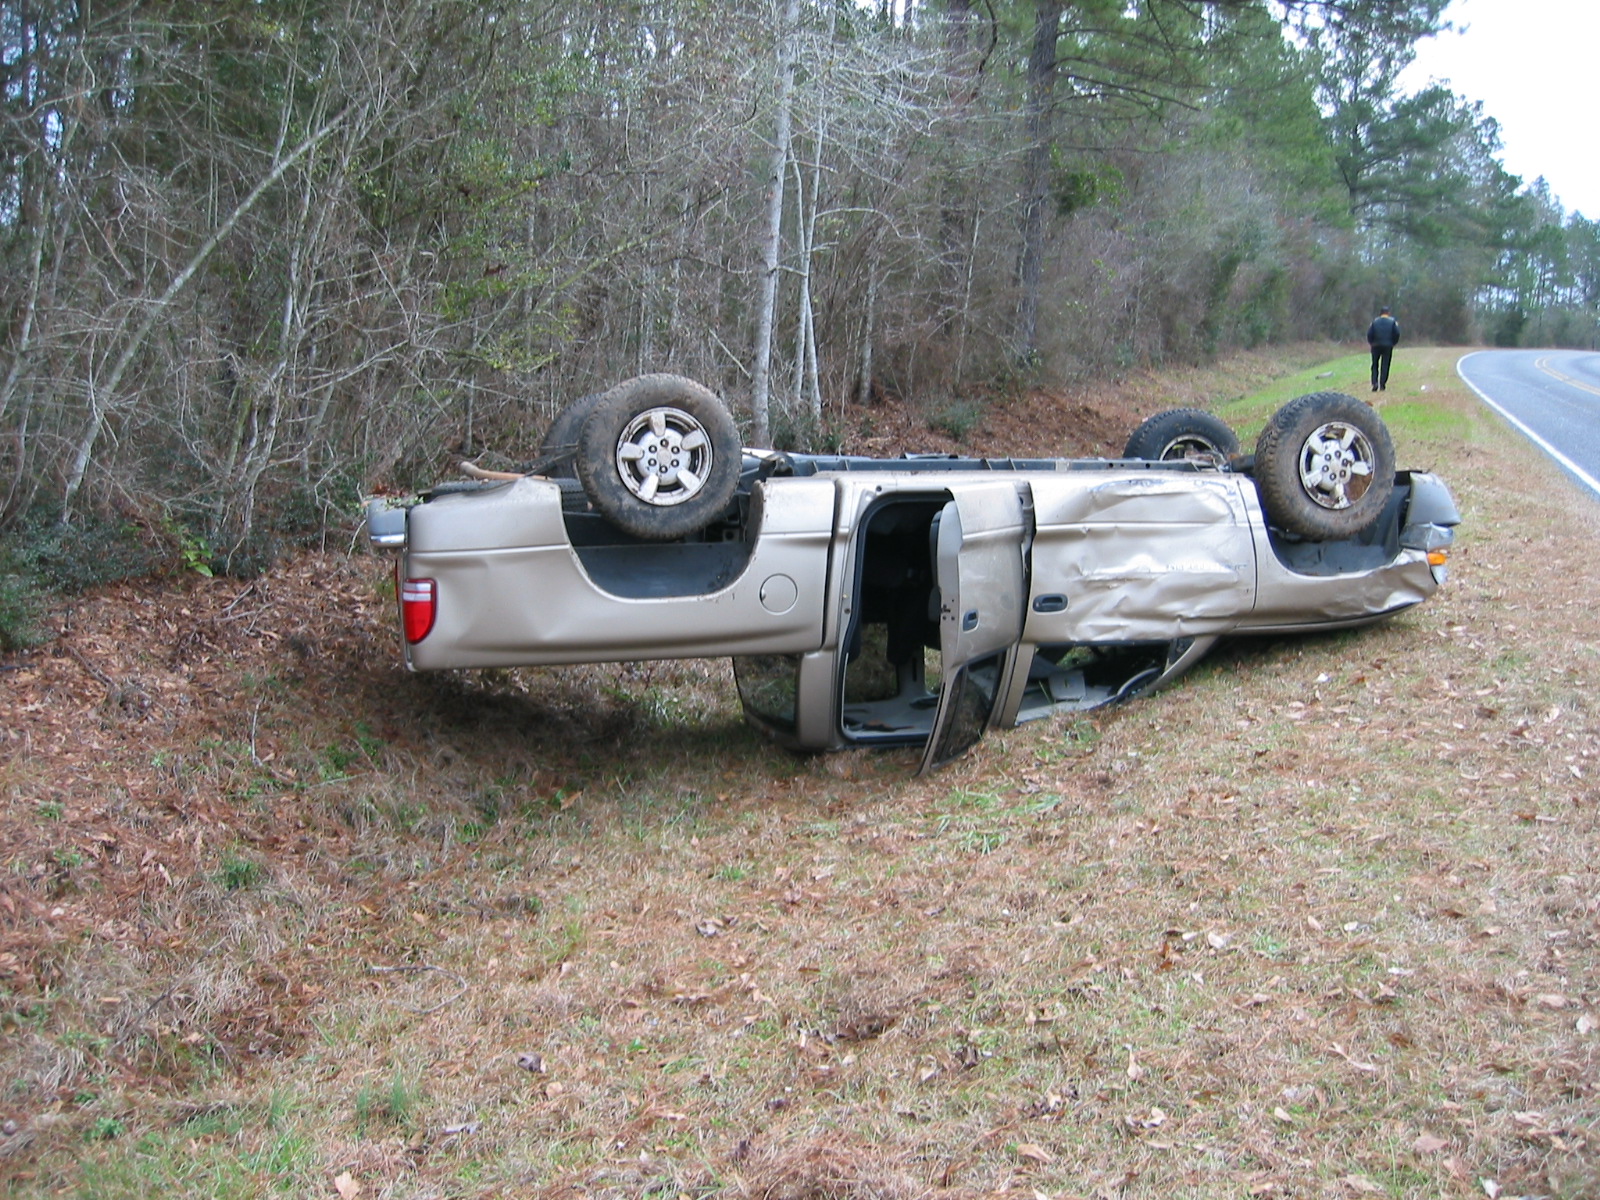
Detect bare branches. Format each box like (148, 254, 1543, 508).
(59, 100, 359, 517)
(0, 0, 1576, 557)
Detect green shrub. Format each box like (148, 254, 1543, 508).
(928, 398, 984, 441)
(4, 511, 165, 595)
(0, 511, 176, 649)
(0, 566, 47, 650)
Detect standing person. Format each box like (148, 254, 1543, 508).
(1367, 306, 1400, 392)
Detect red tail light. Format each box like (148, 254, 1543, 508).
(401, 578, 437, 643)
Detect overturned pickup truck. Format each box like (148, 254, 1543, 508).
(366, 374, 1457, 772)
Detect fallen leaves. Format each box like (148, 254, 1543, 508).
(1125, 1048, 1145, 1081)
(2, 480, 1598, 1200)
(1340, 1176, 1383, 1195)
(1016, 1142, 1054, 1166)
(1160, 926, 1236, 952)
(1328, 1043, 1379, 1074)
(1412, 1131, 1449, 1154)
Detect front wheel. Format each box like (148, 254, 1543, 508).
(1253, 391, 1395, 539)
(538, 390, 604, 477)
(1123, 408, 1239, 463)
(576, 374, 742, 540)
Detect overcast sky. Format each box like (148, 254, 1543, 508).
(1399, 0, 1599, 220)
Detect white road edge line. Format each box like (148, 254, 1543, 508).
(1456, 350, 1600, 501)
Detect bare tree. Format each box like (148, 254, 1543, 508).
(749, 0, 801, 447)
(0, 0, 1559, 571)
(59, 103, 354, 518)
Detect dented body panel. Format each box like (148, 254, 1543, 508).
(1025, 472, 1258, 644)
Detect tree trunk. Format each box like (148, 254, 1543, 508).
(791, 153, 823, 432)
(1016, 0, 1061, 364)
(2, 0, 69, 519)
(855, 239, 879, 411)
(749, 0, 801, 448)
(936, 0, 981, 352)
(956, 209, 982, 384)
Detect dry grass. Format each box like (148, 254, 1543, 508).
(2, 346, 1596, 1198)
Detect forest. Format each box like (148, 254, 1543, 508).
(1, 0, 1598, 588)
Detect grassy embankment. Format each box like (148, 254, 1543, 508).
(2, 346, 1596, 1199)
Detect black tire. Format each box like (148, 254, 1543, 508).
(1253, 391, 1395, 540)
(553, 475, 588, 509)
(1123, 408, 1240, 462)
(575, 374, 742, 540)
(538, 391, 604, 477)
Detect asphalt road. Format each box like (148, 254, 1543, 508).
(1456, 349, 1600, 500)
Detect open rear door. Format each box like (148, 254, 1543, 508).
(918, 482, 1029, 774)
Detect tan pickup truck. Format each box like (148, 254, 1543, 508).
(366, 375, 1457, 772)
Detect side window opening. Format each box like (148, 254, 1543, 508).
(1012, 639, 1201, 723)
(1263, 482, 1407, 576)
(734, 653, 801, 734)
(921, 651, 1007, 771)
(561, 464, 760, 600)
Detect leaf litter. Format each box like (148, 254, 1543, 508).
(1, 349, 1598, 1198)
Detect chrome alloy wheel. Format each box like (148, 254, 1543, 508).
(613, 406, 714, 506)
(1297, 420, 1375, 510)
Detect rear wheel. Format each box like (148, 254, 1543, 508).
(1253, 391, 1395, 539)
(1123, 408, 1239, 463)
(576, 374, 742, 540)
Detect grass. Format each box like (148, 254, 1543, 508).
(1217, 347, 1486, 447)
(2, 346, 1598, 1198)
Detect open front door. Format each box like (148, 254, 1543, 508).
(917, 482, 1029, 774)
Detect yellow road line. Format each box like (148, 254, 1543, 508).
(1535, 355, 1600, 397)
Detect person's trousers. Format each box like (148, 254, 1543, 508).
(1370, 346, 1394, 390)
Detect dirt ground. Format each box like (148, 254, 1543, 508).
(2, 346, 1596, 1199)
(0, 348, 1306, 1004)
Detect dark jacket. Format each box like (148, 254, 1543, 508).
(1367, 315, 1401, 348)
